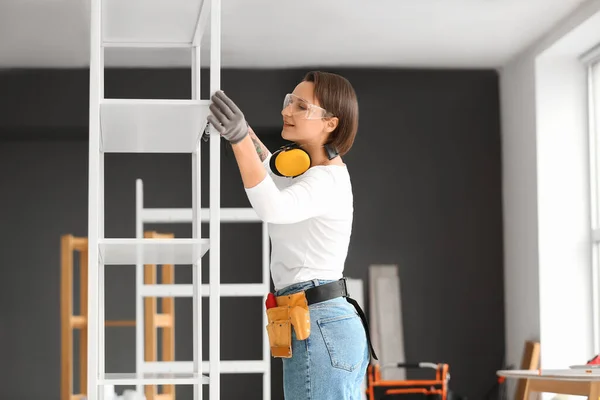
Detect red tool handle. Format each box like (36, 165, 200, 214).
(265, 292, 277, 309)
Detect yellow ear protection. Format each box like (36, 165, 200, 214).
(270, 142, 339, 178)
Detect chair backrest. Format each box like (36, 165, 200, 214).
(515, 340, 540, 400)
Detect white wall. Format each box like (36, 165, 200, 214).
(500, 45, 541, 373)
(500, 0, 600, 393)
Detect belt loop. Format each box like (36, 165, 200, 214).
(312, 279, 320, 288)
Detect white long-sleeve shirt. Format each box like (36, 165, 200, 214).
(245, 152, 354, 291)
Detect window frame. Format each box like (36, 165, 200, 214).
(585, 47, 600, 355)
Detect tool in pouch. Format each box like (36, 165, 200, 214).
(265, 292, 310, 358)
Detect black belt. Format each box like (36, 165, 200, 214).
(305, 278, 378, 360)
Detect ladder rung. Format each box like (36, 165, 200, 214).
(72, 237, 88, 251)
(201, 207, 260, 222)
(139, 283, 269, 297)
(103, 41, 192, 48)
(140, 207, 261, 223)
(154, 313, 172, 328)
(141, 360, 269, 374)
(154, 395, 173, 400)
(99, 372, 208, 385)
(140, 284, 193, 297)
(71, 316, 137, 328)
(142, 361, 193, 373)
(202, 283, 268, 297)
(105, 320, 136, 327)
(71, 394, 86, 400)
(70, 316, 86, 329)
(203, 360, 269, 374)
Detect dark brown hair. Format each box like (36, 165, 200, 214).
(303, 71, 358, 156)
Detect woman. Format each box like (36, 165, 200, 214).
(207, 71, 375, 400)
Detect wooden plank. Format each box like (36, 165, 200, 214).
(589, 382, 600, 399)
(527, 378, 592, 396)
(144, 231, 158, 400)
(162, 254, 175, 398)
(61, 235, 89, 400)
(61, 235, 74, 400)
(515, 341, 540, 400)
(142, 230, 176, 400)
(79, 249, 88, 395)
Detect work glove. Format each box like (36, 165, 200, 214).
(207, 90, 248, 144)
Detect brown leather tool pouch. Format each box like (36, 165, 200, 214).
(289, 304, 310, 340)
(266, 306, 292, 358)
(265, 291, 311, 358)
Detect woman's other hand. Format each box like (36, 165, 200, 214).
(207, 90, 249, 144)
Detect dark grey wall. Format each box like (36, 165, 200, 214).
(0, 67, 504, 400)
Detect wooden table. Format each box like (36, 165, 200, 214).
(497, 369, 600, 399)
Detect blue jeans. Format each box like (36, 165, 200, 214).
(275, 279, 370, 400)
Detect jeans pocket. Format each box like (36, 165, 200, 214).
(317, 313, 365, 372)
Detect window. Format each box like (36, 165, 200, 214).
(587, 53, 600, 355)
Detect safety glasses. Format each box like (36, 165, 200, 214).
(282, 93, 333, 120)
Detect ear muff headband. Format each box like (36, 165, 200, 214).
(270, 143, 311, 178)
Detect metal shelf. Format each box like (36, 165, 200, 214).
(100, 99, 209, 153)
(98, 238, 209, 265)
(102, 0, 208, 46)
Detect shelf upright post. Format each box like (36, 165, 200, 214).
(135, 179, 144, 396)
(262, 221, 271, 400)
(87, 0, 102, 398)
(209, 0, 222, 399)
(191, 45, 203, 400)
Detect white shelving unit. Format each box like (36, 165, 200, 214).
(87, 0, 223, 399)
(134, 179, 272, 400)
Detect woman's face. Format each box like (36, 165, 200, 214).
(280, 81, 336, 145)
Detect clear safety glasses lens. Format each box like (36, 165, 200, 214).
(283, 93, 329, 120)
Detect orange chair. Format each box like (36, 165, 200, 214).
(367, 362, 450, 400)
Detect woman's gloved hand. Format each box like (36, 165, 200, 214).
(207, 90, 249, 144)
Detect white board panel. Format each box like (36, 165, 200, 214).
(369, 265, 406, 381)
(376, 277, 406, 381)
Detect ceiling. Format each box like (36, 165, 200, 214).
(0, 0, 590, 69)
